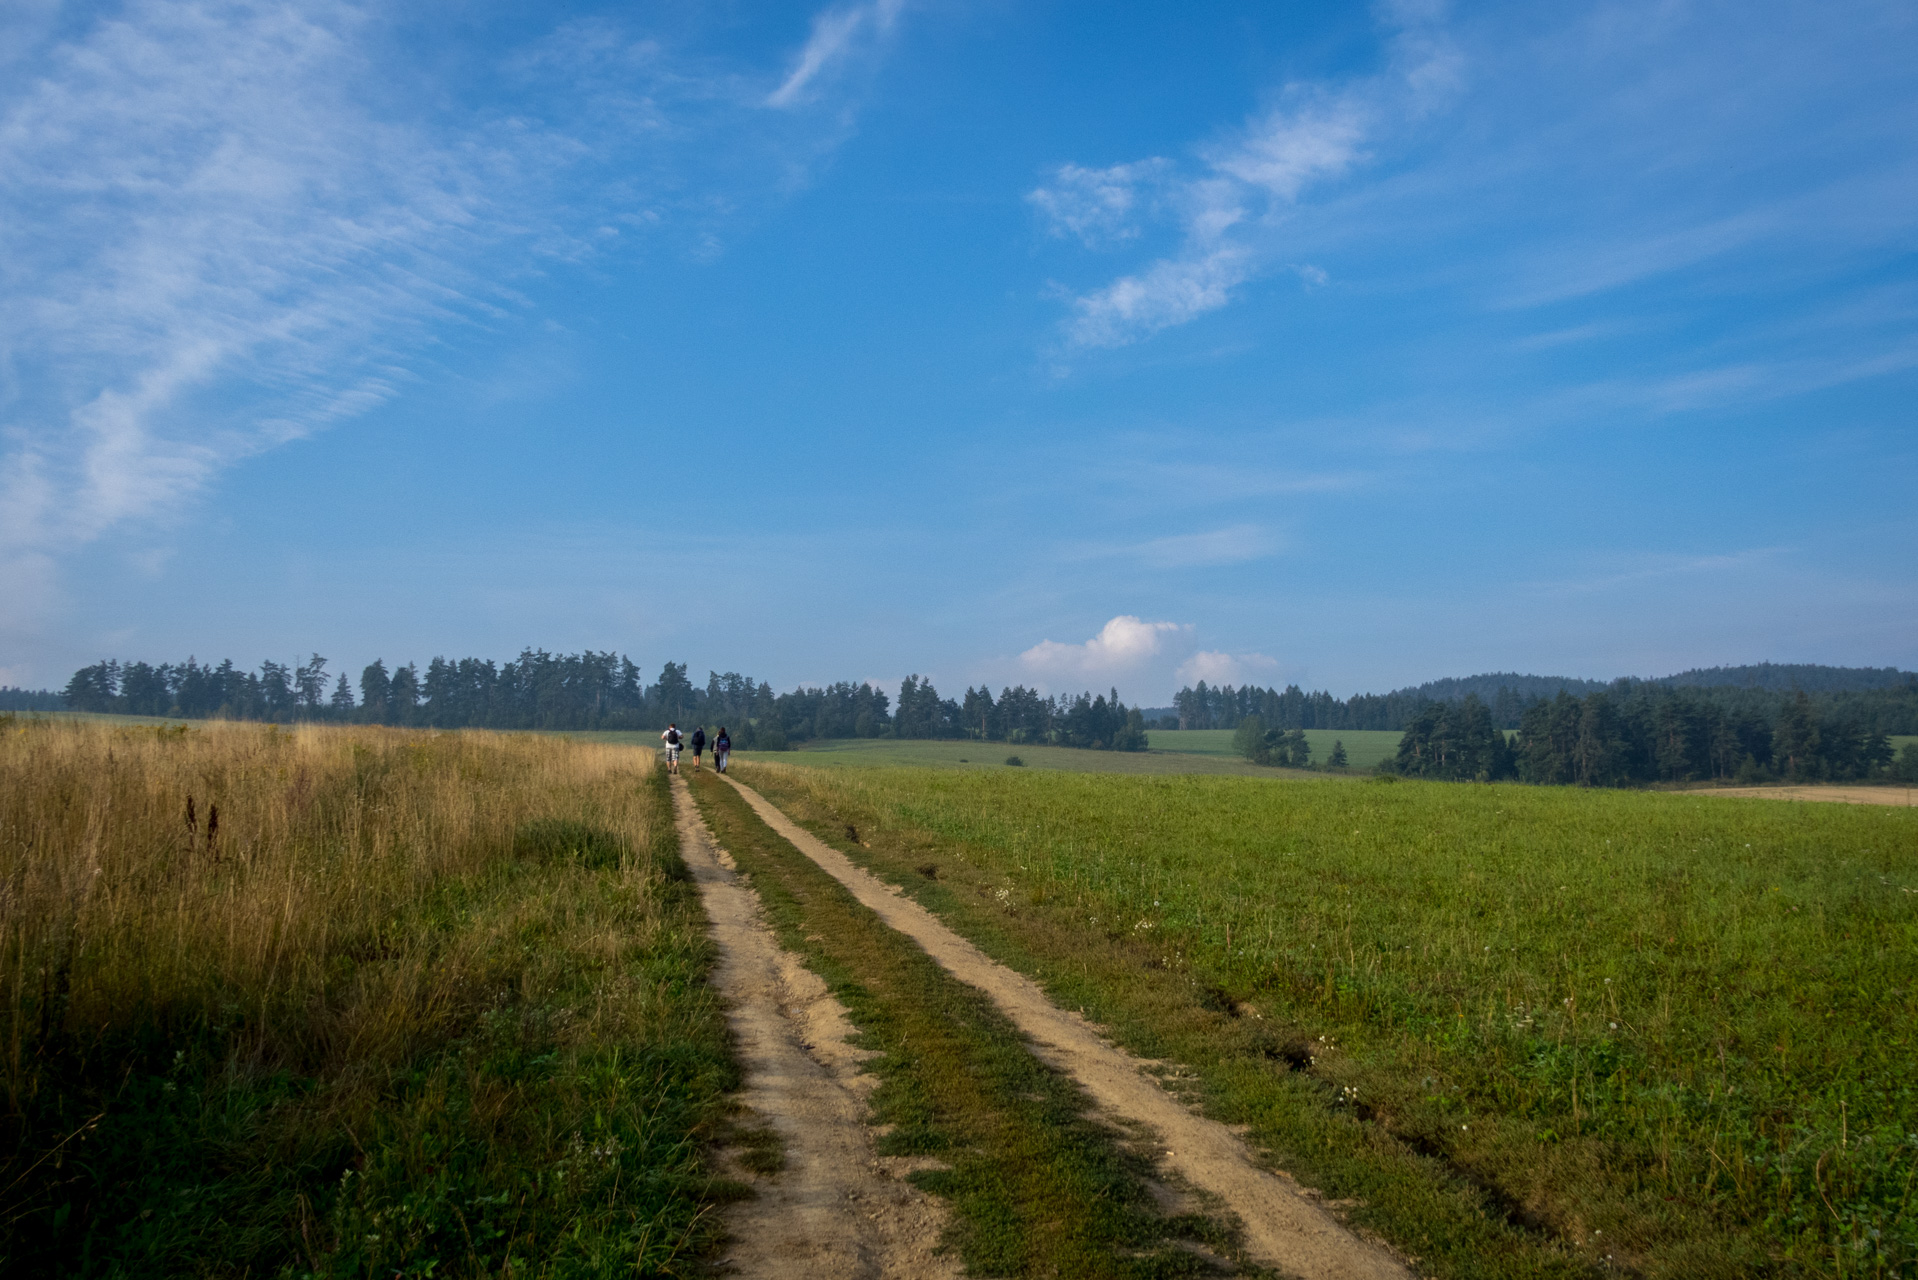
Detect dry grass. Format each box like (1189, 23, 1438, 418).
(0, 716, 733, 1277)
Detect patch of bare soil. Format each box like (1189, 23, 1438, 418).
(719, 775, 1412, 1280)
(1697, 785, 1917, 806)
(671, 777, 958, 1280)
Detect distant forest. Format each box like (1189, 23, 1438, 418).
(1174, 663, 1918, 736)
(48, 652, 1150, 752)
(1376, 690, 1918, 785)
(1191, 664, 1918, 785)
(0, 687, 64, 712)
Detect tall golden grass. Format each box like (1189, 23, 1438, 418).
(1, 716, 730, 1276)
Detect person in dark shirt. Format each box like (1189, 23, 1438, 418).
(714, 727, 731, 773)
(690, 726, 707, 770)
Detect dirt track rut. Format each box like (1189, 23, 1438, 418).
(718, 773, 1411, 1280)
(671, 776, 957, 1279)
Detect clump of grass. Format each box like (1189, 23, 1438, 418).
(735, 761, 1918, 1279)
(0, 718, 734, 1276)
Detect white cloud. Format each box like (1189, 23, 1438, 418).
(1028, 158, 1172, 247)
(1174, 649, 1280, 687)
(1043, 7, 1459, 348)
(1130, 524, 1281, 568)
(0, 1, 480, 580)
(766, 0, 905, 108)
(1209, 97, 1368, 199)
(0, 0, 901, 634)
(1066, 244, 1256, 348)
(1020, 615, 1188, 682)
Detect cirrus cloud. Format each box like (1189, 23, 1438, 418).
(1035, 5, 1459, 349)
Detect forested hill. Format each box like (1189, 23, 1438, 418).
(1649, 663, 1916, 692)
(1171, 663, 1918, 734)
(1371, 663, 1915, 705)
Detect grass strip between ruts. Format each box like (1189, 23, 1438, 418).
(687, 770, 1251, 1279)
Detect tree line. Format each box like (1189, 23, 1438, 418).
(1380, 689, 1918, 785)
(0, 687, 65, 712)
(55, 653, 1150, 752)
(1180, 667, 1918, 736)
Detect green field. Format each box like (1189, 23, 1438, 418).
(563, 730, 1293, 776)
(1148, 727, 1405, 770)
(563, 728, 1402, 776)
(737, 760, 1918, 1278)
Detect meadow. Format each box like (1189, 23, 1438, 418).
(0, 717, 734, 1277)
(568, 728, 1395, 776)
(734, 761, 1918, 1278)
(1147, 727, 1406, 771)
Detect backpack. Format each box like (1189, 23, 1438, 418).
(666, 729, 681, 746)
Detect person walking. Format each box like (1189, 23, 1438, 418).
(691, 725, 707, 771)
(661, 723, 683, 774)
(714, 726, 731, 773)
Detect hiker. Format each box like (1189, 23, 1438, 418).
(714, 726, 731, 773)
(661, 722, 683, 774)
(691, 725, 707, 770)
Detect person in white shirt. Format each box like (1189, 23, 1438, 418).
(661, 723, 683, 774)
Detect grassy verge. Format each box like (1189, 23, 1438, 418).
(1, 718, 737, 1277)
(686, 770, 1243, 1278)
(732, 761, 1918, 1279)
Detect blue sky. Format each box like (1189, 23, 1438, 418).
(2, 0, 1914, 702)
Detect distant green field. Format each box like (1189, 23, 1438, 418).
(653, 734, 1299, 777)
(741, 762, 1918, 1276)
(576, 727, 1402, 776)
(30, 713, 1916, 781)
(1147, 727, 1403, 770)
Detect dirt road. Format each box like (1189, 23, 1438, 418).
(1697, 785, 1917, 806)
(717, 774, 1411, 1280)
(671, 777, 958, 1279)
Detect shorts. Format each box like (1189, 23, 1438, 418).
(665, 745, 680, 761)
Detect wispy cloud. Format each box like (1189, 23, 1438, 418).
(0, 1, 491, 603)
(1525, 548, 1786, 598)
(1066, 523, 1283, 569)
(1174, 649, 1280, 688)
(0, 1, 902, 625)
(767, 0, 905, 108)
(1035, 7, 1459, 349)
(1028, 159, 1172, 248)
